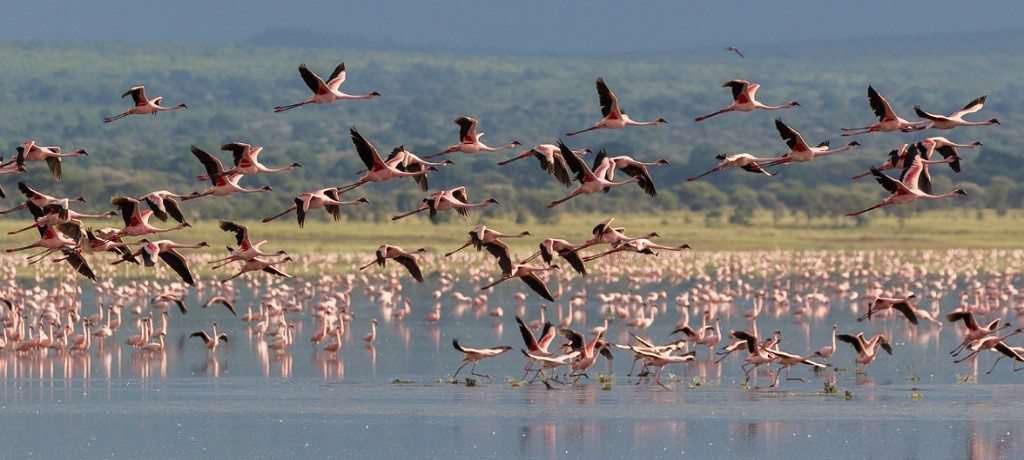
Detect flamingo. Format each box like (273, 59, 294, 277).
(547, 142, 642, 208)
(451, 339, 512, 379)
(914, 94, 999, 130)
(851, 143, 914, 180)
(110, 196, 188, 237)
(274, 62, 380, 112)
(521, 238, 587, 277)
(85, 229, 137, 264)
(947, 310, 1011, 357)
(952, 328, 1024, 381)
(836, 332, 893, 371)
(630, 346, 697, 389)
(496, 144, 592, 187)
(138, 190, 190, 225)
(135, 238, 210, 286)
(919, 137, 983, 174)
(591, 151, 669, 197)
(583, 238, 690, 262)
(761, 118, 860, 167)
(198, 142, 301, 179)
(693, 79, 799, 122)
(359, 244, 427, 282)
(686, 153, 778, 181)
(351, 145, 454, 191)
(201, 297, 238, 316)
(337, 127, 441, 193)
(566, 77, 667, 135)
(261, 187, 368, 227)
(104, 85, 187, 123)
(391, 187, 498, 223)
(765, 345, 826, 387)
(362, 319, 378, 343)
(813, 325, 838, 362)
(0, 181, 86, 217)
(220, 256, 293, 283)
(841, 85, 926, 136)
(846, 148, 967, 216)
(444, 225, 531, 258)
(191, 322, 229, 351)
(424, 117, 521, 159)
(480, 264, 560, 302)
(209, 221, 286, 268)
(4, 140, 88, 181)
(181, 146, 273, 200)
(724, 46, 744, 58)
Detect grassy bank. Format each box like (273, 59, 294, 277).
(0, 209, 1021, 256)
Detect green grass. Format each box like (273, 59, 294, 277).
(2, 208, 1021, 256)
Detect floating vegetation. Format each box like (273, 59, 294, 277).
(906, 373, 920, 382)
(910, 391, 923, 400)
(844, 390, 855, 400)
(507, 377, 524, 388)
(822, 381, 839, 395)
(464, 378, 478, 387)
(389, 378, 414, 384)
(689, 376, 705, 389)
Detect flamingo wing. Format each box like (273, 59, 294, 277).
(867, 85, 896, 121)
(521, 273, 556, 302)
(218, 221, 249, 246)
(349, 127, 384, 171)
(219, 142, 250, 167)
(774, 118, 810, 151)
(326, 62, 347, 90)
(298, 63, 328, 95)
(722, 79, 749, 102)
(595, 77, 619, 117)
(454, 117, 479, 143)
(953, 94, 987, 117)
(121, 86, 147, 105)
(395, 254, 424, 282)
(159, 248, 196, 286)
(190, 146, 224, 184)
(110, 196, 139, 227)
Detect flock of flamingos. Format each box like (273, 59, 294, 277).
(0, 52, 1014, 389)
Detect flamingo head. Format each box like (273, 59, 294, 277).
(261, 186, 274, 191)
(198, 242, 211, 248)
(971, 141, 984, 147)
(74, 196, 87, 203)
(486, 198, 499, 204)
(370, 91, 382, 97)
(655, 118, 668, 124)
(356, 197, 370, 204)
(290, 162, 302, 168)
(988, 118, 1001, 125)
(847, 141, 861, 147)
(656, 158, 670, 164)
(788, 101, 801, 107)
(441, 160, 455, 166)
(953, 189, 968, 196)
(510, 140, 523, 147)
(74, 149, 89, 156)
(176, 103, 188, 109)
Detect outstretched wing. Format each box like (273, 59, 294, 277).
(521, 273, 555, 302)
(867, 85, 895, 121)
(394, 254, 424, 282)
(454, 117, 478, 143)
(298, 63, 328, 94)
(595, 77, 619, 117)
(774, 118, 809, 152)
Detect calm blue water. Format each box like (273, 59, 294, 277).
(3, 274, 1024, 458)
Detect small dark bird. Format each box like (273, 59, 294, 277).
(724, 46, 744, 58)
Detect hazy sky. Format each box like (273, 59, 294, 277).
(7, 1, 1024, 53)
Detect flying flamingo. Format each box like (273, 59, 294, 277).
(104, 85, 187, 123)
(261, 187, 368, 227)
(191, 322, 229, 352)
(686, 153, 777, 181)
(0, 182, 86, 217)
(914, 94, 999, 130)
(451, 339, 512, 379)
(630, 345, 697, 389)
(521, 238, 587, 276)
(352, 145, 454, 191)
(391, 187, 498, 223)
(836, 332, 893, 372)
(337, 127, 441, 192)
(424, 117, 521, 159)
(919, 137, 983, 173)
(444, 225, 531, 257)
(480, 264, 561, 302)
(4, 140, 88, 181)
(181, 146, 273, 200)
(220, 256, 293, 283)
(359, 244, 428, 283)
(134, 238, 210, 286)
(851, 143, 913, 180)
(209, 221, 286, 268)
(110, 196, 188, 237)
(547, 142, 642, 208)
(693, 79, 799, 122)
(274, 62, 380, 112)
(841, 85, 926, 136)
(138, 190, 190, 225)
(947, 310, 1012, 357)
(592, 151, 669, 197)
(198, 142, 301, 179)
(497, 144, 592, 187)
(566, 77, 667, 135)
(846, 149, 966, 216)
(761, 118, 860, 167)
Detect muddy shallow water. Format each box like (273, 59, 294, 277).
(3, 275, 1024, 458)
